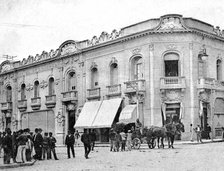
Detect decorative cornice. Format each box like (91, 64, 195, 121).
(3, 14, 224, 75)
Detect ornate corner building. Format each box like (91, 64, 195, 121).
(1, 14, 224, 143)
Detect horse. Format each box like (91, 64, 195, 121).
(143, 122, 185, 149)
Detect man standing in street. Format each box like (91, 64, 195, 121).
(109, 128, 116, 152)
(2, 128, 12, 164)
(65, 131, 75, 158)
(81, 129, 91, 159)
(34, 128, 43, 160)
(89, 129, 96, 151)
(49, 132, 59, 160)
(195, 125, 203, 143)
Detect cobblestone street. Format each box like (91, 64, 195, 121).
(2, 141, 224, 171)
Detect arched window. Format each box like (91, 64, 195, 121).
(110, 63, 118, 85)
(49, 77, 55, 95)
(164, 53, 179, 77)
(91, 68, 98, 88)
(6, 86, 12, 102)
(217, 59, 222, 81)
(68, 72, 76, 91)
(34, 81, 39, 98)
(131, 56, 143, 80)
(21, 84, 26, 100)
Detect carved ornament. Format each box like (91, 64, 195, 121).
(157, 15, 186, 31)
(109, 57, 118, 66)
(166, 44, 177, 50)
(61, 43, 78, 56)
(161, 89, 184, 102)
(90, 62, 98, 71)
(40, 80, 48, 89)
(132, 48, 141, 55)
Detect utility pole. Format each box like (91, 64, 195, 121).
(2, 55, 17, 61)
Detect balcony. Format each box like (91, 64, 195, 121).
(160, 77, 186, 91)
(1, 102, 12, 111)
(87, 88, 101, 100)
(198, 77, 224, 91)
(124, 79, 146, 94)
(61, 91, 78, 103)
(31, 97, 41, 110)
(45, 95, 56, 108)
(18, 99, 27, 112)
(106, 84, 121, 97)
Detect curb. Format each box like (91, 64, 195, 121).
(0, 160, 36, 169)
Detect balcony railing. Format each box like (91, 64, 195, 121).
(1, 102, 12, 111)
(106, 84, 121, 97)
(124, 79, 145, 93)
(31, 97, 41, 110)
(61, 91, 78, 103)
(87, 87, 101, 100)
(198, 77, 224, 91)
(45, 95, 56, 108)
(18, 99, 27, 112)
(160, 77, 186, 90)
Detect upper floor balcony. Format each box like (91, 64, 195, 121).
(160, 77, 186, 91)
(124, 79, 146, 94)
(61, 91, 78, 103)
(18, 99, 27, 112)
(1, 102, 12, 111)
(87, 87, 101, 100)
(45, 95, 56, 108)
(106, 84, 121, 97)
(198, 77, 224, 91)
(31, 97, 41, 110)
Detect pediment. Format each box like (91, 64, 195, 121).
(155, 14, 189, 32)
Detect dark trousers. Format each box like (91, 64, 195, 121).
(34, 146, 42, 160)
(121, 140, 126, 151)
(84, 143, 91, 158)
(49, 147, 58, 160)
(26, 149, 32, 161)
(91, 141, 95, 151)
(67, 145, 75, 158)
(3, 148, 11, 164)
(42, 147, 50, 160)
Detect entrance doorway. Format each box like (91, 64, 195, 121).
(68, 110, 76, 133)
(165, 103, 180, 124)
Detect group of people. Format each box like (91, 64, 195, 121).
(0, 127, 58, 164)
(109, 129, 133, 152)
(190, 124, 212, 143)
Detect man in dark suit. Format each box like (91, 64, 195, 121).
(81, 129, 91, 159)
(89, 129, 96, 151)
(2, 128, 12, 164)
(33, 128, 43, 160)
(65, 130, 75, 158)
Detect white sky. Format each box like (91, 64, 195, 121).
(0, 0, 224, 63)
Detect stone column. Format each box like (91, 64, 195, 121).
(149, 44, 154, 125)
(189, 43, 195, 125)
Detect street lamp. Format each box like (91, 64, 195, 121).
(198, 45, 208, 61)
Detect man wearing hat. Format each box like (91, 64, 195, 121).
(109, 128, 116, 152)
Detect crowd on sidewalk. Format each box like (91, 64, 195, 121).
(0, 128, 97, 165)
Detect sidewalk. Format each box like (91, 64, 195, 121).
(0, 139, 222, 169)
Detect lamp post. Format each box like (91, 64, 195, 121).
(198, 45, 208, 61)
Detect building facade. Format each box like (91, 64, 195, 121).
(1, 14, 224, 144)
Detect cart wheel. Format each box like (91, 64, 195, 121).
(132, 138, 141, 149)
